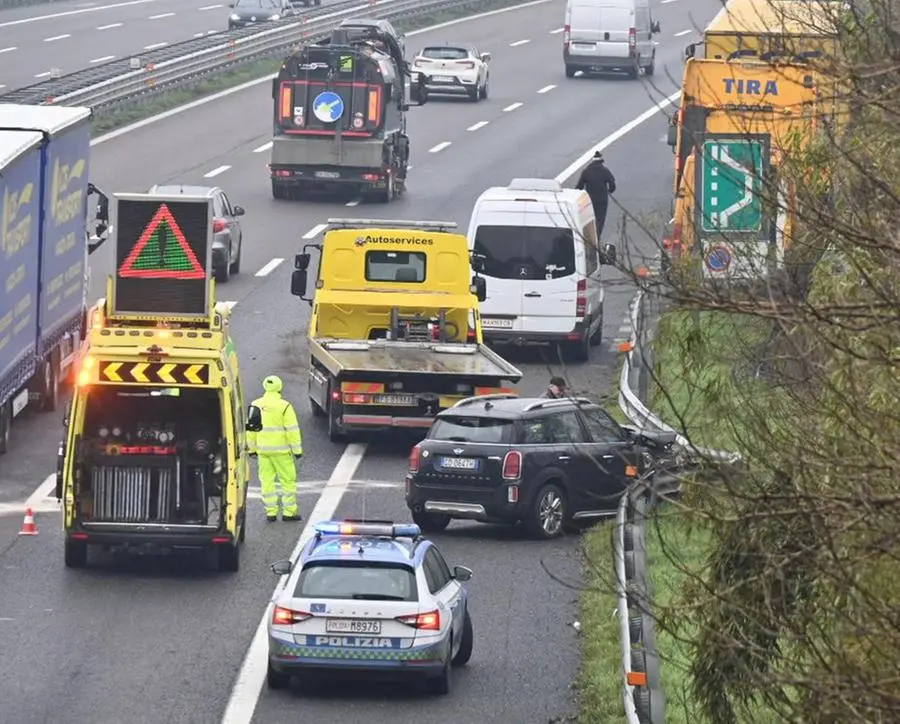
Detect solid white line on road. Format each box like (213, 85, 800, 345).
(97, 23, 123, 30)
(90, 55, 116, 63)
(0, 0, 158, 29)
(0, 47, 17, 54)
(34, 71, 51, 78)
(537, 84, 556, 94)
(467, 121, 489, 131)
(144, 42, 168, 50)
(345, 199, 360, 207)
(509, 39, 530, 46)
(503, 102, 523, 112)
(150, 12, 175, 19)
(252, 141, 273, 153)
(199, 4, 224, 10)
(255, 258, 283, 277)
(27, 474, 57, 508)
(220, 443, 367, 724)
(203, 165, 230, 178)
(674, 29, 691, 37)
(429, 141, 452, 153)
(555, 90, 680, 183)
(302, 223, 329, 240)
(44, 34, 70, 41)
(550, 27, 564, 33)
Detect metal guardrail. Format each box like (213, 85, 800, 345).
(617, 287, 741, 462)
(0, 0, 490, 111)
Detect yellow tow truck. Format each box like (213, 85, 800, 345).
(57, 192, 249, 571)
(289, 218, 523, 441)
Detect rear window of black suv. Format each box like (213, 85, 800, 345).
(429, 416, 514, 444)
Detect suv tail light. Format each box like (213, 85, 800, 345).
(502, 450, 522, 480)
(576, 278, 587, 317)
(628, 27, 636, 51)
(396, 610, 440, 631)
(272, 606, 311, 625)
(212, 219, 226, 234)
(409, 444, 421, 473)
(413, 56, 428, 68)
(563, 24, 571, 49)
(457, 60, 475, 69)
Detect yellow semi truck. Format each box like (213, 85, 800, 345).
(289, 218, 523, 441)
(58, 193, 249, 571)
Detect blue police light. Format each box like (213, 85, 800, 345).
(313, 520, 421, 538)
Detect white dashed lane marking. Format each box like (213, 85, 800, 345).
(674, 29, 691, 37)
(144, 42, 168, 50)
(149, 12, 175, 19)
(203, 165, 231, 178)
(255, 258, 283, 277)
(503, 102, 523, 112)
(253, 141, 273, 153)
(429, 141, 452, 153)
(303, 223, 329, 240)
(97, 23, 122, 30)
(90, 55, 116, 63)
(43, 34, 70, 42)
(199, 4, 224, 9)
(0, 46, 16, 54)
(537, 84, 556, 94)
(509, 39, 530, 47)
(549, 27, 564, 34)
(345, 199, 360, 207)
(467, 121, 489, 131)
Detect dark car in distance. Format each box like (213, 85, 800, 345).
(405, 395, 674, 540)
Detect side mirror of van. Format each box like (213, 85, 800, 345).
(270, 559, 293, 575)
(271, 78, 278, 99)
(651, 20, 661, 34)
(470, 276, 487, 302)
(480, 52, 491, 63)
(666, 122, 678, 149)
(63, 400, 71, 428)
(600, 243, 617, 266)
(294, 252, 310, 271)
(291, 269, 308, 298)
(409, 72, 428, 106)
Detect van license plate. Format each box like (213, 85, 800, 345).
(374, 394, 416, 406)
(326, 619, 382, 634)
(315, 171, 340, 179)
(481, 318, 514, 329)
(440, 457, 479, 470)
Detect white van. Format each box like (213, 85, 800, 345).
(466, 178, 617, 362)
(563, 0, 661, 79)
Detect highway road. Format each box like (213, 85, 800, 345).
(0, 0, 720, 722)
(0, 0, 349, 92)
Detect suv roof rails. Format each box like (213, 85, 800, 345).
(451, 393, 519, 409)
(523, 397, 593, 412)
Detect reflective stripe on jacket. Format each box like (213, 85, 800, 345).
(246, 391, 303, 455)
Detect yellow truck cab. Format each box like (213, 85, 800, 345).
(290, 218, 523, 441)
(57, 192, 249, 571)
(665, 57, 827, 280)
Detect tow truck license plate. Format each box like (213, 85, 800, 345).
(440, 457, 479, 470)
(374, 393, 417, 406)
(481, 317, 514, 329)
(326, 618, 382, 634)
(433, 75, 455, 82)
(315, 171, 340, 179)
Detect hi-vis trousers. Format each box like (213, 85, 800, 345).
(258, 454, 298, 517)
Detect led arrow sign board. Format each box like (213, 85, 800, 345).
(111, 193, 213, 317)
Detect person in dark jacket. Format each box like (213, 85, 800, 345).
(575, 151, 617, 238)
(542, 376, 568, 399)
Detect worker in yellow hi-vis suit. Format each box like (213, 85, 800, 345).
(246, 375, 303, 522)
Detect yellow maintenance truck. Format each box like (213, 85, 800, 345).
(289, 218, 523, 441)
(57, 192, 249, 571)
(664, 56, 832, 280)
(700, 0, 841, 62)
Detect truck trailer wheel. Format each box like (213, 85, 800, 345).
(64, 539, 88, 568)
(0, 400, 11, 455)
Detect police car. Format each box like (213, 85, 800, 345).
(266, 520, 474, 695)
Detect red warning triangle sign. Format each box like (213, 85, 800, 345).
(118, 203, 206, 279)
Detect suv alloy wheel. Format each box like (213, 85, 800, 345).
(525, 483, 567, 539)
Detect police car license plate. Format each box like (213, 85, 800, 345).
(481, 317, 514, 329)
(326, 618, 382, 634)
(440, 457, 479, 470)
(433, 75, 455, 82)
(315, 171, 340, 179)
(374, 393, 417, 406)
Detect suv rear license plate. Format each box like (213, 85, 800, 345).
(433, 75, 455, 82)
(481, 318, 514, 329)
(440, 456, 479, 470)
(315, 171, 340, 179)
(374, 393, 417, 406)
(326, 618, 382, 634)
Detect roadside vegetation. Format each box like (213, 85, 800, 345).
(92, 0, 531, 135)
(620, 1, 900, 721)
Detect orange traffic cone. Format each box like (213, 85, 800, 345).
(18, 508, 38, 536)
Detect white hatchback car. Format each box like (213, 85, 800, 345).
(413, 43, 491, 101)
(266, 520, 474, 695)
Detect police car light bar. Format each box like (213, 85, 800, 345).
(314, 520, 422, 538)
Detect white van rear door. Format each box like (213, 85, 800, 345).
(579, 4, 634, 60)
(471, 209, 524, 332)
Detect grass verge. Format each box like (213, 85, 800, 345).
(93, 0, 532, 135)
(650, 309, 771, 451)
(577, 508, 712, 724)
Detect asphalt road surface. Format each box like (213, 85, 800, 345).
(0, 1, 720, 722)
(0, 0, 348, 91)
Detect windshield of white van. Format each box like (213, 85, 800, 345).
(473, 226, 576, 280)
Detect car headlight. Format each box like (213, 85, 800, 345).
(268, 13, 280, 20)
(230, 13, 239, 20)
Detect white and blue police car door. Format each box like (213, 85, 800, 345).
(427, 549, 463, 640)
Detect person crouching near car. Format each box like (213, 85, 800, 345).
(542, 376, 568, 399)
